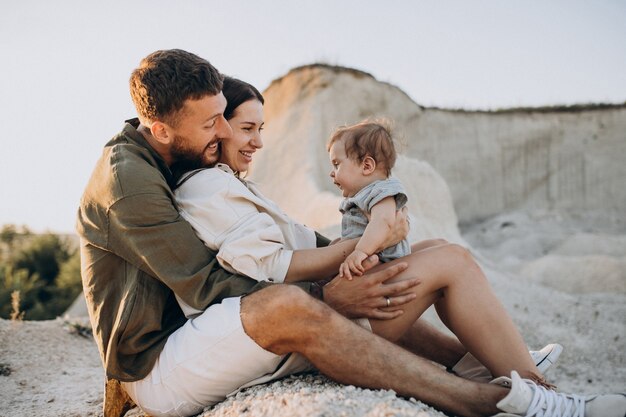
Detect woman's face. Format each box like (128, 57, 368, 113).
(220, 99, 264, 173)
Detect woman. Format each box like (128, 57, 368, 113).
(174, 76, 552, 387)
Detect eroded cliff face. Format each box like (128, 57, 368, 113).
(407, 107, 626, 224)
(252, 64, 625, 228)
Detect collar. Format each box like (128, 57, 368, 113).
(122, 118, 175, 189)
(215, 163, 235, 175)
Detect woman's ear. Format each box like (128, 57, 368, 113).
(150, 121, 173, 145)
(361, 155, 376, 175)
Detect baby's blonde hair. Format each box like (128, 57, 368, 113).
(327, 119, 396, 177)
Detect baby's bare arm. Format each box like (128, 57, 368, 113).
(340, 197, 399, 279)
(355, 197, 398, 255)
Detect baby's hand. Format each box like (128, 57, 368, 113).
(339, 249, 369, 280)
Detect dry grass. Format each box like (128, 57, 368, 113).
(10, 291, 24, 321)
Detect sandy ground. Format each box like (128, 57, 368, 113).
(0, 318, 102, 417)
(1, 209, 624, 417)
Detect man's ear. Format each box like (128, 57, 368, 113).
(150, 121, 173, 145)
(362, 155, 376, 175)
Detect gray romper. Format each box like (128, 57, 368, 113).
(339, 177, 411, 262)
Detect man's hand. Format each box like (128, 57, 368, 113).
(339, 249, 368, 280)
(379, 207, 409, 251)
(323, 256, 420, 320)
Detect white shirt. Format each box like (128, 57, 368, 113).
(174, 164, 317, 317)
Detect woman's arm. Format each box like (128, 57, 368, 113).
(284, 238, 358, 282)
(177, 169, 360, 283)
(177, 171, 409, 285)
(287, 199, 409, 282)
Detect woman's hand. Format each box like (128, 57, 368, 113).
(379, 207, 409, 250)
(323, 255, 420, 320)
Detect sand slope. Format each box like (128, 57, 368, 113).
(0, 318, 103, 416)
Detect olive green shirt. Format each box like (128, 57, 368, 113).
(76, 119, 323, 381)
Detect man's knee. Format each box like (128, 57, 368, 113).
(242, 284, 326, 319)
(240, 284, 330, 353)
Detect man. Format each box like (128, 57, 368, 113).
(77, 49, 624, 417)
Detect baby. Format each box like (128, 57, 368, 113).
(327, 119, 410, 279)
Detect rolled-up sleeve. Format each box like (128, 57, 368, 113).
(176, 169, 293, 283)
(217, 211, 293, 282)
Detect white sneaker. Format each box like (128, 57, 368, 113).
(531, 343, 563, 375)
(452, 344, 563, 382)
(491, 370, 626, 417)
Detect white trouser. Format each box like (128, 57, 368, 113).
(122, 296, 370, 417)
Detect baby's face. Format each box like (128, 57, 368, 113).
(328, 140, 365, 198)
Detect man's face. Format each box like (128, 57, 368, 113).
(168, 93, 232, 169)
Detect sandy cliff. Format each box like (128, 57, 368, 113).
(253, 64, 626, 226)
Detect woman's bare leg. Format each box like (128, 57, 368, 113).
(399, 239, 468, 367)
(410, 238, 449, 253)
(367, 243, 541, 382)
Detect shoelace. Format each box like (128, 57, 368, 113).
(525, 379, 585, 417)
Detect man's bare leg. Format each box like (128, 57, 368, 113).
(398, 319, 466, 369)
(241, 284, 506, 417)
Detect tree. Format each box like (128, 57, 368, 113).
(55, 251, 82, 303)
(0, 224, 18, 246)
(0, 232, 82, 320)
(11, 234, 70, 285)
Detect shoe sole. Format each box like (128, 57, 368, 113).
(535, 343, 563, 374)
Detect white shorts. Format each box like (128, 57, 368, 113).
(122, 296, 371, 417)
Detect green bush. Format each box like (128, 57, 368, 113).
(0, 226, 82, 320)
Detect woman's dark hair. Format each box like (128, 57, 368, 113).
(222, 76, 264, 120)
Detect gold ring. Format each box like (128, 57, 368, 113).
(386, 297, 391, 307)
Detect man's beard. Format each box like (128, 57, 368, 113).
(170, 134, 218, 181)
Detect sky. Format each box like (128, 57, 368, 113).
(1, 0, 625, 233)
